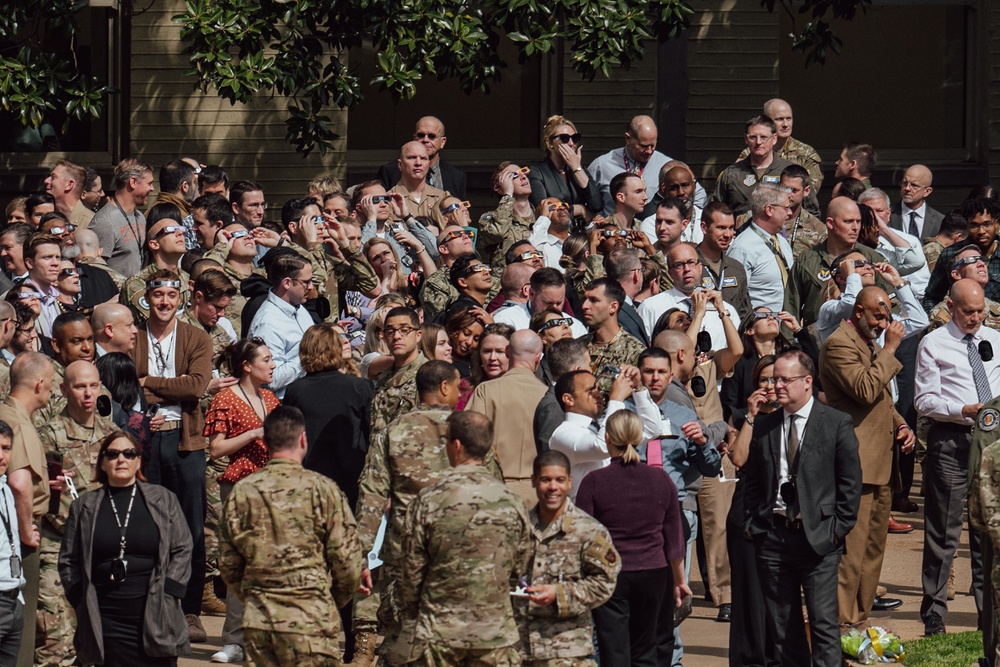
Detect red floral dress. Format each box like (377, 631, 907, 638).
(203, 386, 280, 483)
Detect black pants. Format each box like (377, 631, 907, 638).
(592, 567, 672, 667)
(726, 483, 772, 667)
(99, 594, 175, 667)
(145, 429, 206, 616)
(893, 335, 919, 499)
(754, 522, 842, 667)
(0, 596, 22, 667)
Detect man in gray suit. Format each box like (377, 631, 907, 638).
(603, 248, 649, 345)
(889, 164, 944, 240)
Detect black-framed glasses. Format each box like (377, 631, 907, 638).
(553, 133, 582, 144)
(383, 325, 418, 339)
(952, 255, 985, 271)
(102, 448, 139, 461)
(538, 317, 573, 333)
(832, 259, 873, 275)
(58, 268, 78, 279)
(668, 259, 701, 270)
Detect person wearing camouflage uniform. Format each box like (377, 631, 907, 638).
(779, 165, 826, 259)
(0, 303, 18, 400)
(972, 398, 1000, 666)
(356, 362, 503, 665)
(579, 278, 645, 398)
(202, 222, 267, 335)
(515, 450, 620, 667)
(34, 313, 101, 430)
(927, 245, 1000, 334)
(118, 213, 190, 324)
(479, 163, 537, 272)
(219, 405, 363, 667)
(396, 410, 532, 667)
(711, 115, 795, 220)
(35, 361, 116, 667)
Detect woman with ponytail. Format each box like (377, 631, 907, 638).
(576, 409, 690, 666)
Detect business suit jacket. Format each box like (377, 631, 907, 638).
(819, 320, 904, 487)
(743, 402, 862, 556)
(889, 201, 944, 239)
(618, 300, 649, 346)
(527, 158, 603, 214)
(378, 160, 467, 199)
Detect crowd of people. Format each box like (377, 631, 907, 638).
(0, 99, 997, 667)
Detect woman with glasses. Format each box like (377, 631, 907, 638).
(528, 115, 602, 217)
(59, 431, 192, 667)
(203, 337, 278, 663)
(360, 297, 406, 380)
(55, 259, 83, 314)
(725, 355, 779, 667)
(720, 306, 816, 430)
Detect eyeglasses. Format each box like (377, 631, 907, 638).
(441, 231, 470, 243)
(758, 377, 777, 386)
(414, 132, 439, 140)
(289, 277, 312, 289)
(371, 195, 391, 204)
(668, 259, 701, 270)
(102, 448, 139, 461)
(513, 251, 544, 263)
(47, 224, 76, 235)
(773, 375, 807, 386)
(383, 325, 418, 339)
(152, 225, 184, 240)
(538, 317, 573, 333)
(553, 133, 582, 144)
(58, 268, 77, 279)
(16, 292, 43, 300)
(244, 202, 268, 210)
(441, 201, 471, 215)
(600, 229, 629, 239)
(746, 134, 774, 143)
(953, 255, 985, 270)
(751, 311, 779, 320)
(900, 180, 927, 191)
(832, 259, 874, 275)
(547, 203, 569, 212)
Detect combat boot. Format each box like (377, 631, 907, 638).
(202, 580, 227, 616)
(347, 631, 376, 667)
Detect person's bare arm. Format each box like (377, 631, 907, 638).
(8, 468, 38, 547)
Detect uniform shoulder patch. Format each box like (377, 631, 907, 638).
(743, 174, 756, 187)
(817, 269, 831, 282)
(701, 277, 716, 289)
(138, 296, 149, 311)
(980, 408, 1000, 432)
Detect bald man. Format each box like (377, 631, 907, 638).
(638, 161, 705, 245)
(73, 227, 126, 289)
(916, 279, 1000, 635)
(787, 196, 887, 327)
(889, 164, 944, 239)
(589, 114, 707, 216)
(735, 99, 823, 215)
(377, 116, 467, 198)
(465, 329, 549, 505)
(820, 286, 914, 625)
(92, 303, 138, 355)
(387, 140, 449, 228)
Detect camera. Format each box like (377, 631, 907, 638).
(599, 364, 621, 380)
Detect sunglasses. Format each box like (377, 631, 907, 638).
(229, 229, 250, 240)
(513, 250, 544, 263)
(547, 203, 569, 212)
(466, 264, 491, 275)
(441, 231, 470, 243)
(601, 229, 629, 238)
(414, 132, 439, 140)
(371, 195, 392, 204)
(152, 225, 184, 240)
(58, 268, 78, 279)
(953, 255, 984, 271)
(102, 448, 139, 461)
(538, 317, 573, 333)
(441, 201, 471, 215)
(751, 311, 779, 321)
(553, 133, 582, 144)
(48, 224, 76, 235)
(16, 292, 43, 300)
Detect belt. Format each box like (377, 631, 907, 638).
(0, 589, 19, 600)
(784, 517, 803, 530)
(157, 420, 182, 432)
(930, 420, 972, 434)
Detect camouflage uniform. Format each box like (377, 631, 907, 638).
(784, 209, 827, 260)
(285, 239, 379, 319)
(396, 463, 532, 666)
(219, 457, 363, 667)
(478, 196, 536, 271)
(119, 263, 190, 324)
(420, 266, 458, 322)
(923, 239, 946, 273)
(355, 404, 503, 664)
(972, 398, 1000, 666)
(581, 329, 645, 395)
(0, 356, 10, 400)
(35, 407, 116, 667)
(33, 360, 65, 430)
(710, 156, 795, 219)
(785, 240, 889, 327)
(514, 500, 620, 665)
(738, 136, 823, 215)
(928, 297, 1000, 334)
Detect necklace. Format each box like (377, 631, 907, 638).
(238, 382, 267, 422)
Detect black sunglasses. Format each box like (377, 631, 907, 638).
(553, 133, 582, 144)
(102, 448, 139, 461)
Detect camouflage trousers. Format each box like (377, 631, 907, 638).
(352, 567, 382, 635)
(415, 644, 521, 667)
(528, 659, 597, 667)
(244, 628, 341, 667)
(204, 455, 227, 579)
(36, 526, 75, 667)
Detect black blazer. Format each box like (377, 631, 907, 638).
(528, 157, 603, 214)
(282, 369, 374, 509)
(618, 300, 649, 347)
(889, 202, 944, 239)
(378, 160, 467, 199)
(742, 402, 862, 556)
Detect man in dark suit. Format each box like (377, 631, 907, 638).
(819, 287, 915, 626)
(888, 164, 944, 239)
(377, 116, 467, 198)
(603, 247, 649, 345)
(743, 349, 862, 667)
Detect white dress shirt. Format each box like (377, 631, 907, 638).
(726, 223, 794, 312)
(915, 320, 1000, 425)
(873, 227, 929, 299)
(900, 202, 928, 238)
(493, 302, 588, 337)
(247, 290, 313, 397)
(549, 390, 662, 499)
(587, 149, 708, 216)
(775, 396, 814, 515)
(636, 287, 739, 346)
(638, 205, 704, 248)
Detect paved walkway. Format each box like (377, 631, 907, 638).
(181, 480, 984, 666)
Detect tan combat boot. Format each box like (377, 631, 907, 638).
(201, 579, 227, 616)
(347, 631, 377, 667)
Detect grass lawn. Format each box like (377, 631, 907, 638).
(901, 631, 983, 666)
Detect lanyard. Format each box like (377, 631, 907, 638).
(0, 487, 14, 552)
(749, 224, 790, 272)
(111, 196, 142, 251)
(622, 149, 645, 177)
(108, 485, 136, 561)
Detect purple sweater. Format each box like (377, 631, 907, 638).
(576, 457, 685, 572)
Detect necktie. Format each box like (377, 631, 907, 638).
(786, 414, 800, 466)
(770, 235, 789, 287)
(908, 211, 919, 237)
(965, 333, 994, 403)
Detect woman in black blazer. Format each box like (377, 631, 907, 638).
(528, 115, 603, 216)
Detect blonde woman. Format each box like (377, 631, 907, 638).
(528, 115, 602, 216)
(576, 409, 690, 666)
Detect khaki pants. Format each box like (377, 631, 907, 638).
(696, 460, 736, 606)
(837, 483, 891, 625)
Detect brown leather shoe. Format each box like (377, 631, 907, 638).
(185, 613, 208, 643)
(346, 632, 376, 667)
(201, 580, 227, 617)
(887, 516, 914, 534)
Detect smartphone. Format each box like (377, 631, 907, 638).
(145, 403, 161, 420)
(47, 460, 63, 482)
(599, 364, 621, 380)
(392, 223, 406, 233)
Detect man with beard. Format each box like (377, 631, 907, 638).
(533, 197, 573, 270)
(924, 197, 1000, 311)
(149, 160, 200, 249)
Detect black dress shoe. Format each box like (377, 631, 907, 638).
(892, 497, 919, 513)
(872, 596, 902, 611)
(716, 603, 732, 622)
(924, 611, 946, 636)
